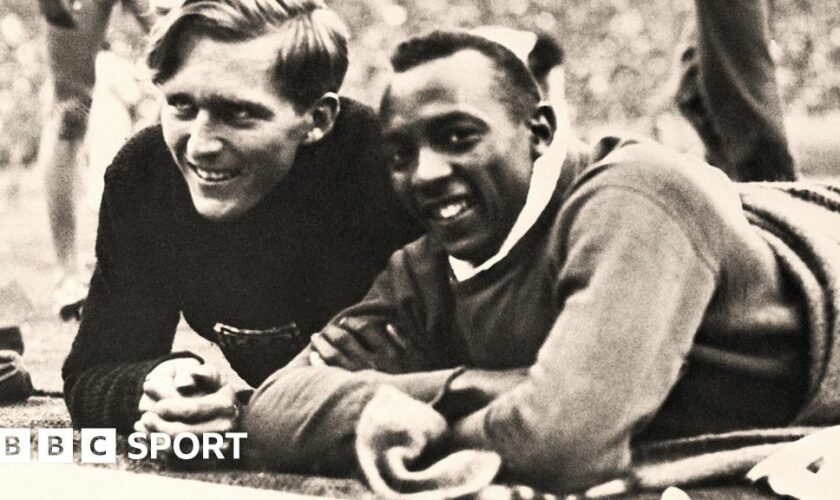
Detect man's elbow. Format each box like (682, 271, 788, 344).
(487, 404, 631, 492)
(242, 367, 313, 471)
(61, 367, 87, 428)
(241, 365, 370, 475)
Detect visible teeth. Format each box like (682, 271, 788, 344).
(436, 200, 468, 220)
(193, 166, 237, 182)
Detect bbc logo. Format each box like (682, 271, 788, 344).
(0, 428, 116, 463)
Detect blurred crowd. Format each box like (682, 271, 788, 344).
(1, 0, 153, 167)
(2, 0, 840, 170)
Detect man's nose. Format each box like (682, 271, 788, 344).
(186, 110, 223, 161)
(412, 148, 454, 188)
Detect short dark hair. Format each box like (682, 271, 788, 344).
(388, 30, 541, 122)
(528, 32, 564, 84)
(147, 0, 348, 110)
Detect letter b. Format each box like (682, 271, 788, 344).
(0, 429, 30, 463)
(38, 428, 73, 463)
(6, 436, 19, 455)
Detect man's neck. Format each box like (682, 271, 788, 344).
(449, 138, 568, 281)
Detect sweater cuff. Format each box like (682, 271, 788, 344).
(150, 351, 205, 370)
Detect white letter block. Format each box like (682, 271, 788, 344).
(38, 428, 74, 463)
(0, 428, 30, 463)
(81, 428, 116, 464)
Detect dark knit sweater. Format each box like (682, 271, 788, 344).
(62, 98, 422, 433)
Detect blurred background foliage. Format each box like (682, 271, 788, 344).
(1, 0, 839, 167)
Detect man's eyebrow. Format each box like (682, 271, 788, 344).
(166, 91, 275, 119)
(425, 111, 486, 127)
(163, 91, 191, 102)
(205, 95, 275, 118)
(385, 110, 486, 135)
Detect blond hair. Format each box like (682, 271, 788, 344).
(147, 0, 349, 109)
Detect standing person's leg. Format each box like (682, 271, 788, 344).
(679, 0, 796, 181)
(39, 0, 117, 303)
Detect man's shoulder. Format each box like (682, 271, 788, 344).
(588, 134, 684, 171)
(337, 96, 376, 120)
(102, 124, 180, 209)
(570, 134, 733, 202)
(331, 97, 379, 139)
(554, 134, 743, 249)
(104, 124, 173, 185)
(298, 96, 382, 174)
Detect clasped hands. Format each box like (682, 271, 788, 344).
(135, 358, 239, 463)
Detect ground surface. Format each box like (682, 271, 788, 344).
(0, 165, 242, 395)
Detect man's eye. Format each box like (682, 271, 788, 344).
(227, 107, 255, 123)
(440, 128, 480, 149)
(167, 98, 196, 117)
(387, 145, 414, 172)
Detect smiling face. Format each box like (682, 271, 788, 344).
(382, 49, 538, 264)
(159, 33, 312, 222)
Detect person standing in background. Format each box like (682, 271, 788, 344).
(37, 0, 154, 310)
(676, 0, 797, 181)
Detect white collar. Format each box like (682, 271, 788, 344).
(449, 139, 566, 281)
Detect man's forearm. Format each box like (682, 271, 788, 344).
(64, 358, 167, 433)
(242, 364, 461, 474)
(432, 368, 529, 421)
(64, 351, 203, 433)
(440, 369, 530, 450)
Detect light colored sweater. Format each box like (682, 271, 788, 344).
(242, 136, 807, 491)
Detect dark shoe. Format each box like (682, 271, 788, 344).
(0, 326, 24, 354)
(0, 349, 33, 404)
(38, 0, 76, 29)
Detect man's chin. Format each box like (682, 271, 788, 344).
(437, 234, 497, 266)
(191, 198, 249, 222)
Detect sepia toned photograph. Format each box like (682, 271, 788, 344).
(1, 0, 839, 498)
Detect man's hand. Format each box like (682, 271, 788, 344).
(310, 317, 429, 373)
(135, 359, 239, 462)
(356, 385, 501, 498)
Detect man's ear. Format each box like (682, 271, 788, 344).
(302, 92, 341, 145)
(529, 102, 556, 160)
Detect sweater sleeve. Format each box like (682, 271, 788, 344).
(242, 235, 540, 473)
(462, 187, 718, 491)
(62, 149, 189, 434)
